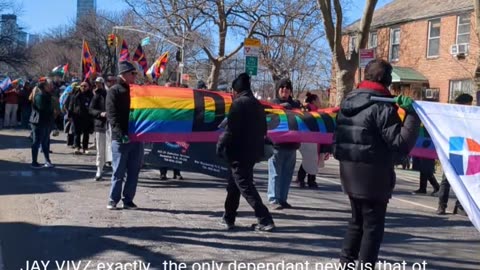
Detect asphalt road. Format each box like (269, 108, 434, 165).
(0, 129, 479, 270)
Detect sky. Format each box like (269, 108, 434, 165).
(15, 0, 394, 35)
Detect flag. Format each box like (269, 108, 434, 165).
(119, 39, 130, 61)
(52, 64, 69, 76)
(141, 37, 150, 46)
(93, 57, 102, 74)
(146, 52, 168, 82)
(414, 101, 480, 232)
(132, 44, 148, 74)
(82, 40, 93, 78)
(0, 77, 12, 92)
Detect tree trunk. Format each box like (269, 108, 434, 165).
(207, 61, 222, 90)
(334, 64, 356, 106)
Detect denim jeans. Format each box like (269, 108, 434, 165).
(31, 124, 51, 164)
(109, 140, 144, 204)
(267, 148, 296, 204)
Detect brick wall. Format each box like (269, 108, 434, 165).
(331, 11, 479, 104)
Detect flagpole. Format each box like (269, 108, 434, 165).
(80, 38, 84, 81)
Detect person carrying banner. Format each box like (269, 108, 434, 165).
(267, 78, 301, 209)
(217, 73, 275, 232)
(436, 93, 473, 216)
(333, 59, 420, 268)
(106, 61, 143, 210)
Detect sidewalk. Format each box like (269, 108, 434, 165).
(0, 129, 479, 270)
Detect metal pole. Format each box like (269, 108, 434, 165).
(179, 26, 185, 85)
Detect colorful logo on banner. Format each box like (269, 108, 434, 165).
(449, 137, 480, 176)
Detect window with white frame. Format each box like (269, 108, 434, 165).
(427, 19, 441, 57)
(349, 35, 357, 53)
(390, 28, 400, 61)
(449, 79, 474, 102)
(456, 14, 471, 45)
(368, 32, 377, 49)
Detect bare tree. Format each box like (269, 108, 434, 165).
(125, 0, 269, 90)
(316, 0, 378, 105)
(473, 0, 480, 101)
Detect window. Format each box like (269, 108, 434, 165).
(449, 79, 474, 102)
(349, 35, 357, 53)
(368, 32, 377, 49)
(456, 14, 470, 45)
(427, 19, 441, 57)
(389, 28, 400, 61)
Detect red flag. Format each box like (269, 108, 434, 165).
(82, 40, 93, 77)
(132, 44, 148, 74)
(119, 39, 130, 61)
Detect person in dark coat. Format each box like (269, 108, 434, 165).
(30, 77, 55, 168)
(217, 73, 275, 232)
(411, 145, 439, 195)
(267, 78, 301, 210)
(89, 77, 111, 181)
(436, 93, 473, 216)
(333, 59, 420, 268)
(69, 81, 93, 154)
(106, 61, 143, 210)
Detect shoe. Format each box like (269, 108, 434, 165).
(74, 149, 82, 155)
(177, 175, 183, 180)
(94, 175, 102, 181)
(453, 205, 468, 216)
(173, 174, 177, 179)
(431, 189, 440, 197)
(411, 189, 426, 195)
(308, 182, 318, 188)
(220, 218, 235, 230)
(43, 162, 55, 168)
(252, 222, 275, 232)
(160, 174, 167, 180)
(31, 162, 42, 169)
(107, 201, 118, 210)
(298, 181, 306, 188)
(83, 149, 90, 155)
(105, 162, 112, 167)
(280, 202, 292, 209)
(436, 205, 446, 215)
(123, 201, 138, 209)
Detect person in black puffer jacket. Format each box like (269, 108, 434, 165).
(334, 59, 420, 267)
(266, 78, 301, 210)
(69, 81, 93, 154)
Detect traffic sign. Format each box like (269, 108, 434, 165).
(244, 46, 260, 56)
(245, 56, 258, 76)
(244, 38, 261, 47)
(359, 48, 376, 68)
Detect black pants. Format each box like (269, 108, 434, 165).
(160, 167, 180, 176)
(297, 165, 316, 184)
(438, 174, 462, 209)
(74, 131, 89, 150)
(67, 134, 74, 146)
(340, 197, 388, 265)
(224, 161, 273, 225)
(418, 171, 439, 192)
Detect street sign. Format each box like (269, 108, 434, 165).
(244, 46, 260, 56)
(244, 38, 261, 47)
(245, 56, 258, 76)
(359, 48, 376, 68)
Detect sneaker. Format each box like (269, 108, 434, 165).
(74, 149, 82, 155)
(83, 149, 90, 155)
(411, 189, 426, 195)
(43, 162, 55, 168)
(123, 201, 138, 209)
(107, 201, 118, 210)
(94, 175, 102, 181)
(436, 205, 446, 215)
(31, 162, 42, 169)
(280, 202, 292, 209)
(298, 181, 306, 188)
(105, 162, 112, 167)
(252, 223, 275, 232)
(160, 174, 167, 180)
(220, 218, 235, 230)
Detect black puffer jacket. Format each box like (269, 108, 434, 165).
(333, 86, 420, 202)
(217, 91, 266, 163)
(69, 90, 94, 133)
(89, 88, 107, 132)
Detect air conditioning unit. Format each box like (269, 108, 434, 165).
(450, 43, 469, 56)
(424, 88, 440, 99)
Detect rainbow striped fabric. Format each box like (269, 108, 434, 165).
(129, 85, 436, 159)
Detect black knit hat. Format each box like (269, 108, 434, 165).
(276, 78, 293, 91)
(232, 73, 251, 92)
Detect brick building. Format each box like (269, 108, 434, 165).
(338, 0, 479, 104)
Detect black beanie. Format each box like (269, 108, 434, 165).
(276, 78, 293, 91)
(232, 73, 251, 92)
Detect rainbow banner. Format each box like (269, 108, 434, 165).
(129, 85, 436, 159)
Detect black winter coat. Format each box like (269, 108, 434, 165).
(271, 97, 301, 150)
(69, 90, 94, 133)
(217, 91, 266, 163)
(106, 79, 130, 141)
(333, 88, 420, 202)
(89, 88, 107, 132)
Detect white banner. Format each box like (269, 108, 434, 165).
(414, 101, 480, 232)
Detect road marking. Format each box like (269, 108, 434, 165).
(317, 176, 437, 211)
